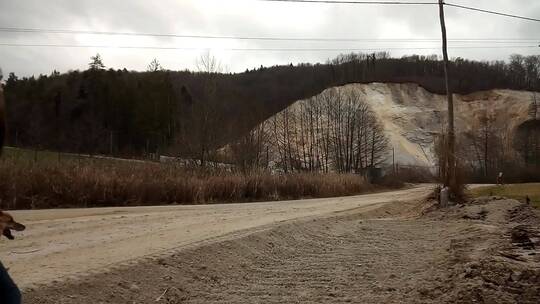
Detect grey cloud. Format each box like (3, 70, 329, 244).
(0, 0, 538, 77)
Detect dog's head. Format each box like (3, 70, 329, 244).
(0, 211, 25, 240)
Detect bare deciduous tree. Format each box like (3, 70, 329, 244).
(230, 122, 270, 173)
(182, 52, 225, 167)
(262, 88, 388, 173)
(147, 58, 163, 72)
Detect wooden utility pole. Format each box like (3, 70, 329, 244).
(438, 0, 455, 188)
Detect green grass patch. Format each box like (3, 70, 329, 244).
(1, 146, 146, 166)
(3, 146, 68, 163)
(469, 183, 540, 208)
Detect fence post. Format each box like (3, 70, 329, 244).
(440, 186, 449, 207)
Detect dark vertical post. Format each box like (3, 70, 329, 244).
(392, 147, 395, 174)
(439, 0, 455, 188)
(109, 130, 114, 156)
(266, 146, 270, 169)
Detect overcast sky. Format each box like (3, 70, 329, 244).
(0, 0, 539, 77)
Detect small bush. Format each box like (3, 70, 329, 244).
(377, 166, 436, 188)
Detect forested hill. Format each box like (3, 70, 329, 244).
(3, 53, 540, 157)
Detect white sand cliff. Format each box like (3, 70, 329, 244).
(270, 83, 538, 167)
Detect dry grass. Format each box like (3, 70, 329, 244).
(469, 183, 540, 208)
(0, 159, 374, 210)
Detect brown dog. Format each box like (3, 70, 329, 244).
(0, 211, 25, 240)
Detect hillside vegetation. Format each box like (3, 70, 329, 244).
(4, 53, 540, 161)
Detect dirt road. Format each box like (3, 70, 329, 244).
(0, 185, 432, 289)
(22, 190, 540, 304)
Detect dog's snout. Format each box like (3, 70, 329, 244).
(12, 222, 25, 231)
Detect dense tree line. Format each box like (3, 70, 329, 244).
(2, 53, 540, 159)
(4, 64, 180, 155)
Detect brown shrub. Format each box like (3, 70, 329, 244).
(0, 161, 374, 210)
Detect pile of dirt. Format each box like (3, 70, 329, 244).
(422, 199, 540, 304)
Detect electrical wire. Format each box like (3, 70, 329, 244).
(0, 27, 537, 43)
(257, 0, 540, 22)
(0, 42, 537, 51)
(256, 0, 437, 4)
(0, 2, 538, 54)
(445, 2, 540, 23)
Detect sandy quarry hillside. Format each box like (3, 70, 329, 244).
(273, 83, 538, 167)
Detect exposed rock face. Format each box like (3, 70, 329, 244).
(278, 83, 537, 167)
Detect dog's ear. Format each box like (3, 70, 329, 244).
(3, 228, 14, 240)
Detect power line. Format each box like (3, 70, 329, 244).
(0, 43, 537, 51)
(0, 2, 537, 57)
(256, 0, 437, 4)
(2, 27, 364, 42)
(0, 27, 537, 43)
(445, 2, 540, 23)
(258, 0, 540, 22)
